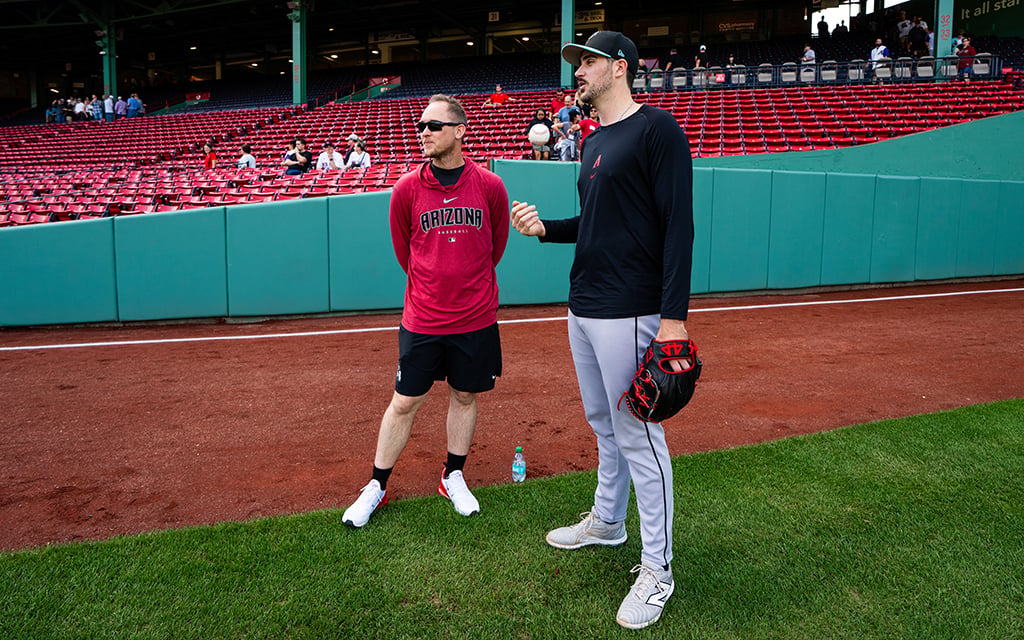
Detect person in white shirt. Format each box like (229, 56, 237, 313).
(345, 141, 371, 169)
(897, 12, 912, 52)
(870, 38, 891, 68)
(801, 44, 816, 63)
(315, 141, 344, 171)
(237, 144, 257, 169)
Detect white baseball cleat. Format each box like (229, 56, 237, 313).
(438, 469, 480, 516)
(342, 479, 388, 528)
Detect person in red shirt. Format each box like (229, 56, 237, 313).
(484, 83, 516, 107)
(550, 87, 567, 115)
(342, 94, 510, 529)
(957, 36, 977, 81)
(202, 142, 217, 170)
(579, 109, 600, 141)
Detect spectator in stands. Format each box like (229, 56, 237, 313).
(554, 94, 580, 151)
(202, 143, 217, 170)
(346, 141, 372, 169)
(726, 54, 742, 84)
(951, 31, 966, 56)
(833, 20, 849, 37)
(282, 140, 297, 166)
(897, 11, 912, 53)
(927, 27, 935, 56)
(127, 93, 142, 118)
(484, 84, 517, 108)
(45, 102, 58, 124)
(283, 138, 312, 175)
(549, 88, 567, 116)
(316, 141, 345, 171)
(573, 92, 592, 119)
(525, 108, 554, 161)
(694, 44, 707, 68)
(552, 109, 583, 162)
(801, 44, 816, 64)
(870, 38, 891, 75)
(104, 94, 114, 122)
(957, 36, 977, 81)
(114, 96, 128, 120)
(663, 48, 685, 86)
(578, 108, 599, 143)
(91, 95, 103, 121)
(817, 17, 829, 40)
(342, 133, 360, 165)
(636, 59, 649, 78)
(908, 19, 928, 58)
(237, 144, 257, 169)
(74, 98, 87, 121)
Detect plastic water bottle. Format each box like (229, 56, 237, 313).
(512, 446, 526, 483)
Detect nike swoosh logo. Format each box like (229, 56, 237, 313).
(443, 197, 457, 203)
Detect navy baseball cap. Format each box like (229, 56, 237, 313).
(562, 31, 639, 77)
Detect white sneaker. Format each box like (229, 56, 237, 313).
(545, 510, 627, 549)
(342, 479, 388, 528)
(438, 469, 480, 516)
(616, 564, 675, 630)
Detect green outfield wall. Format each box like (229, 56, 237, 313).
(1, 115, 1022, 327)
(695, 110, 1024, 181)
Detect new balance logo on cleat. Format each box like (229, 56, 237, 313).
(646, 581, 674, 607)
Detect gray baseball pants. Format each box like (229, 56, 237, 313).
(567, 310, 674, 570)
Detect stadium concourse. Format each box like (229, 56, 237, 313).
(2, 74, 1024, 226)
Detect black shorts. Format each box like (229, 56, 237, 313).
(396, 323, 502, 396)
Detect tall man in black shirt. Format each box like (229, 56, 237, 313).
(511, 30, 695, 630)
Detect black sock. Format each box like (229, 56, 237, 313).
(444, 453, 467, 478)
(372, 465, 393, 490)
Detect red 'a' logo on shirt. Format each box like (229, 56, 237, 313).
(593, 155, 601, 170)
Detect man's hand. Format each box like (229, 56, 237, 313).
(655, 318, 691, 371)
(510, 200, 546, 238)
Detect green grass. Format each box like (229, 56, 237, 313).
(3, 399, 1023, 639)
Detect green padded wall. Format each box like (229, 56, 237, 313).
(768, 171, 826, 289)
(916, 178, 963, 281)
(114, 207, 229, 321)
(0, 218, 117, 326)
(225, 198, 330, 317)
(956, 179, 1000, 278)
(491, 159, 578, 305)
(821, 173, 875, 285)
(327, 191, 406, 312)
(691, 168, 713, 295)
(871, 176, 920, 283)
(994, 181, 1024, 276)
(710, 168, 772, 291)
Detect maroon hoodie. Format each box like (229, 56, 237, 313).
(389, 160, 510, 334)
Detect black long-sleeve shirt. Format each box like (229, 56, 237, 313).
(541, 104, 694, 320)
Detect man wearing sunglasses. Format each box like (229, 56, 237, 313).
(343, 94, 510, 529)
(510, 31, 695, 630)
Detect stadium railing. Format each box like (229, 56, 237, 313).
(633, 55, 1002, 91)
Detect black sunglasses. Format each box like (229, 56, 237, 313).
(415, 120, 463, 133)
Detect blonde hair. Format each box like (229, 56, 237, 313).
(429, 94, 468, 126)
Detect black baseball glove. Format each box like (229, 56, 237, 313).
(619, 338, 702, 423)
